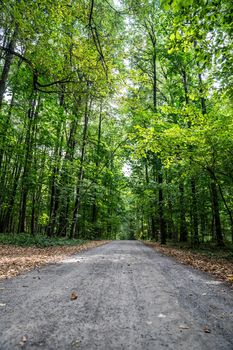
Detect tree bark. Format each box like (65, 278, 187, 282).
(191, 178, 199, 247)
(18, 94, 39, 233)
(0, 28, 18, 109)
(70, 97, 90, 238)
(91, 102, 103, 234)
(210, 179, 224, 246)
(179, 182, 188, 242)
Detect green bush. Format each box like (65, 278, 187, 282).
(0, 233, 87, 247)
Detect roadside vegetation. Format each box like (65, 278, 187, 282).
(0, 233, 88, 248)
(145, 241, 233, 283)
(0, 238, 109, 280)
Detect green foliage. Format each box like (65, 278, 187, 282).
(0, 0, 232, 246)
(0, 233, 87, 247)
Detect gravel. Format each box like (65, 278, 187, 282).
(0, 240, 232, 349)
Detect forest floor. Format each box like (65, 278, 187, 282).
(0, 240, 109, 280)
(144, 241, 233, 283)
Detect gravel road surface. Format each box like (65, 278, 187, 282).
(0, 240, 232, 349)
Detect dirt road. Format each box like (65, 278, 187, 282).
(0, 241, 232, 349)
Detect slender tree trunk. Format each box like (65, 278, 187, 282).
(34, 150, 46, 234)
(200, 211, 206, 243)
(70, 98, 90, 238)
(31, 193, 36, 236)
(206, 168, 225, 245)
(216, 182, 233, 244)
(18, 94, 39, 233)
(0, 28, 17, 109)
(92, 102, 102, 233)
(210, 179, 224, 246)
(57, 96, 82, 237)
(152, 49, 157, 110)
(181, 69, 189, 106)
(58, 115, 79, 236)
(145, 158, 157, 240)
(198, 72, 207, 115)
(191, 178, 199, 247)
(0, 161, 22, 232)
(179, 182, 188, 242)
(0, 90, 15, 170)
(158, 171, 166, 244)
(182, 67, 199, 245)
(152, 35, 166, 244)
(47, 117, 63, 237)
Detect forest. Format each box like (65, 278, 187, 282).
(0, 0, 232, 247)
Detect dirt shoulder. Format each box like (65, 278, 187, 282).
(144, 241, 233, 283)
(0, 240, 109, 280)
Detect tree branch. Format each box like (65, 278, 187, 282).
(0, 45, 76, 93)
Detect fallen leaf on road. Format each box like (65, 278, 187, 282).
(19, 335, 28, 347)
(179, 325, 190, 329)
(227, 275, 233, 283)
(203, 326, 211, 333)
(70, 291, 78, 300)
(71, 339, 81, 348)
(146, 321, 153, 325)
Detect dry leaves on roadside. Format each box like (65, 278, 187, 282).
(0, 241, 109, 280)
(145, 242, 233, 283)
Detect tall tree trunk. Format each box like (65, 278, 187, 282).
(70, 97, 90, 238)
(47, 110, 64, 237)
(151, 33, 166, 244)
(158, 166, 166, 244)
(31, 193, 36, 236)
(57, 95, 82, 237)
(181, 69, 189, 106)
(179, 182, 188, 242)
(216, 181, 233, 244)
(18, 94, 39, 233)
(182, 67, 199, 245)
(206, 168, 226, 245)
(191, 178, 199, 246)
(198, 72, 207, 115)
(0, 28, 18, 109)
(210, 178, 224, 246)
(0, 161, 22, 232)
(0, 90, 15, 170)
(145, 158, 157, 240)
(58, 115, 80, 236)
(91, 102, 102, 234)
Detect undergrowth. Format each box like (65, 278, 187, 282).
(0, 233, 87, 248)
(149, 239, 233, 261)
